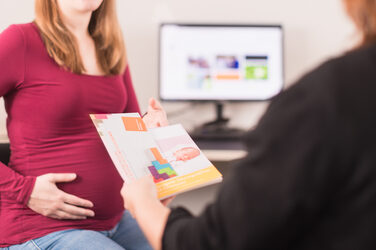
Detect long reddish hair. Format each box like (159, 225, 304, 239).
(343, 0, 376, 46)
(34, 0, 126, 75)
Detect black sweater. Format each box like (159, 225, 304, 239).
(162, 43, 376, 250)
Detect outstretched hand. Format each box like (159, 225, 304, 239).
(142, 98, 168, 129)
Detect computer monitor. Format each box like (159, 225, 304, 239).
(159, 23, 284, 138)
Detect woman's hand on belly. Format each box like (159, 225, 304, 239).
(27, 173, 95, 220)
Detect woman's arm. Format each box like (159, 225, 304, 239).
(121, 176, 170, 250)
(0, 25, 95, 219)
(123, 65, 141, 114)
(0, 25, 33, 204)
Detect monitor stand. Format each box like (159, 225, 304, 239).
(190, 102, 246, 141)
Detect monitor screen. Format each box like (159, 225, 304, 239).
(159, 24, 284, 101)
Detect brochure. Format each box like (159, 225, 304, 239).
(90, 113, 222, 199)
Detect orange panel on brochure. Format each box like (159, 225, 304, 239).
(122, 117, 147, 132)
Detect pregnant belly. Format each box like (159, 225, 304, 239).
(11, 132, 125, 220)
(57, 159, 124, 219)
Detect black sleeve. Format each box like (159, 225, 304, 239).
(162, 65, 340, 250)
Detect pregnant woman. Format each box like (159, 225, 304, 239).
(0, 0, 167, 249)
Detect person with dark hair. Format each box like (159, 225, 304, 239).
(121, 0, 376, 249)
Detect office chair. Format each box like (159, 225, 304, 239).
(0, 143, 10, 165)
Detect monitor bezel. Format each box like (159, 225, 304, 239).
(158, 23, 285, 102)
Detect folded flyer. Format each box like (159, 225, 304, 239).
(90, 113, 222, 199)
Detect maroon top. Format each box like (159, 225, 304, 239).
(0, 23, 140, 247)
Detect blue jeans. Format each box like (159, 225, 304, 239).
(3, 211, 152, 250)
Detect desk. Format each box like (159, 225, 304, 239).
(202, 149, 247, 162)
(195, 139, 247, 162)
(0, 135, 8, 144)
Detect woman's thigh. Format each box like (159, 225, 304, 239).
(109, 211, 152, 250)
(8, 229, 125, 250)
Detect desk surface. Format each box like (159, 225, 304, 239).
(194, 139, 247, 162)
(0, 135, 8, 144)
(203, 149, 247, 162)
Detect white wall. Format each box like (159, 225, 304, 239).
(0, 0, 356, 135)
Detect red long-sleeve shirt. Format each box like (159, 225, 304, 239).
(0, 23, 140, 247)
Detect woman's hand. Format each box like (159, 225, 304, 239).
(121, 176, 172, 250)
(27, 173, 95, 220)
(142, 98, 168, 129)
(121, 175, 158, 217)
(121, 176, 175, 216)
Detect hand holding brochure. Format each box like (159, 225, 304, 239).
(90, 113, 222, 199)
